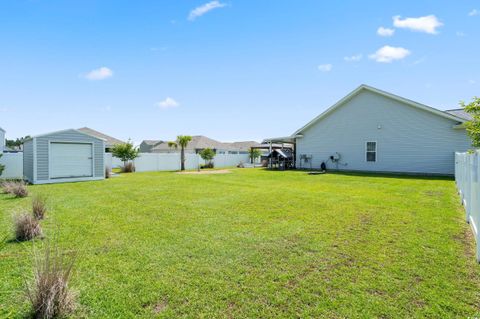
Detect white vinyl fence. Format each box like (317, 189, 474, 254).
(455, 151, 480, 261)
(105, 152, 251, 172)
(0, 152, 23, 179)
(1, 152, 250, 180)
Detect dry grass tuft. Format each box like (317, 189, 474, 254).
(14, 213, 42, 241)
(122, 162, 135, 173)
(105, 167, 111, 179)
(32, 195, 47, 220)
(2, 180, 29, 197)
(26, 241, 77, 319)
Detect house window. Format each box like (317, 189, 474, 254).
(366, 141, 377, 162)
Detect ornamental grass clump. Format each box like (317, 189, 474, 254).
(26, 242, 77, 319)
(32, 195, 47, 220)
(3, 180, 29, 198)
(14, 213, 42, 241)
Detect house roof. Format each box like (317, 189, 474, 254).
(293, 84, 467, 136)
(141, 140, 162, 146)
(444, 109, 472, 121)
(150, 136, 260, 152)
(77, 127, 125, 147)
(0, 127, 5, 133)
(228, 141, 261, 151)
(151, 135, 228, 152)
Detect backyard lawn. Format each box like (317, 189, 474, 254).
(1, 169, 479, 318)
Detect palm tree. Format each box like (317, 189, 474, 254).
(167, 141, 178, 152)
(176, 135, 192, 171)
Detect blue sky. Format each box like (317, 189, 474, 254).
(0, 1, 479, 143)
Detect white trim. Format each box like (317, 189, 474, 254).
(365, 141, 377, 163)
(47, 141, 94, 180)
(33, 176, 104, 185)
(293, 84, 466, 136)
(33, 138, 37, 183)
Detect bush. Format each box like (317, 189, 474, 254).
(14, 213, 42, 241)
(26, 241, 77, 319)
(32, 195, 47, 220)
(2, 180, 29, 197)
(200, 163, 214, 169)
(105, 167, 111, 179)
(122, 162, 135, 173)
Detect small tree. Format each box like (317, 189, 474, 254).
(463, 97, 480, 148)
(199, 148, 215, 168)
(248, 148, 262, 163)
(111, 140, 139, 171)
(0, 153, 4, 176)
(167, 141, 178, 152)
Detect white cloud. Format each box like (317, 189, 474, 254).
(393, 15, 443, 34)
(469, 80, 477, 85)
(456, 31, 466, 37)
(369, 45, 411, 63)
(469, 9, 479, 16)
(377, 27, 395, 37)
(156, 97, 179, 109)
(83, 67, 113, 80)
(318, 64, 332, 72)
(344, 54, 362, 62)
(188, 1, 226, 21)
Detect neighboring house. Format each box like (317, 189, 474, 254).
(77, 127, 124, 152)
(139, 140, 163, 153)
(23, 129, 105, 184)
(265, 84, 471, 175)
(141, 136, 260, 154)
(0, 127, 5, 152)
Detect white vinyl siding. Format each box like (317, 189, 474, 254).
(23, 129, 105, 184)
(296, 90, 470, 175)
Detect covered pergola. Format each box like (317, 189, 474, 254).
(257, 135, 302, 169)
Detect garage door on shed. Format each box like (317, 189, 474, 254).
(50, 142, 93, 178)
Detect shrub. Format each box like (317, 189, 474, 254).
(26, 241, 77, 319)
(14, 213, 42, 241)
(3, 180, 29, 197)
(32, 195, 47, 220)
(105, 167, 111, 179)
(122, 162, 135, 173)
(200, 163, 214, 169)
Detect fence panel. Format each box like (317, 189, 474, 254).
(131, 152, 249, 172)
(455, 151, 480, 261)
(0, 153, 24, 179)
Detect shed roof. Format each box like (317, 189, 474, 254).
(27, 129, 107, 142)
(77, 127, 125, 147)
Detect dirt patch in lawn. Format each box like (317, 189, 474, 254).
(176, 169, 231, 175)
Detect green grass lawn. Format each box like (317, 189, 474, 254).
(1, 169, 479, 318)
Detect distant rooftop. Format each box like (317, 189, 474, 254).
(147, 135, 260, 152)
(444, 109, 472, 121)
(77, 127, 125, 147)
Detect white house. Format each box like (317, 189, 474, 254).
(265, 85, 471, 175)
(0, 127, 5, 152)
